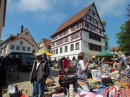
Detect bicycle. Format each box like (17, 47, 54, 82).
(6, 62, 19, 81)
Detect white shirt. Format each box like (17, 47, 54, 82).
(126, 65, 130, 69)
(72, 60, 77, 66)
(36, 61, 41, 69)
(78, 60, 86, 71)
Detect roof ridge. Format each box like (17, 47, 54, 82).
(51, 3, 93, 37)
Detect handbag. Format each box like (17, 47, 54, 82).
(59, 76, 77, 90)
(103, 86, 117, 97)
(120, 88, 130, 97)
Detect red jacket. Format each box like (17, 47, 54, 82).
(62, 58, 70, 68)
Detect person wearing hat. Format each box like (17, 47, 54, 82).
(30, 53, 50, 97)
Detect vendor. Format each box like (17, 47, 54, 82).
(77, 52, 89, 78)
(113, 59, 120, 69)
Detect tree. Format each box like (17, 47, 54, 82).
(101, 21, 109, 51)
(116, 4, 130, 54)
(126, 4, 130, 20)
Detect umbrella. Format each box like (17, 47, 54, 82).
(34, 50, 53, 56)
(96, 51, 114, 57)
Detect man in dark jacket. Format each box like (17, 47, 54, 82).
(30, 53, 50, 97)
(0, 57, 6, 97)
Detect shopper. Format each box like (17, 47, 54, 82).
(77, 52, 89, 78)
(62, 57, 70, 77)
(30, 53, 50, 97)
(0, 57, 6, 97)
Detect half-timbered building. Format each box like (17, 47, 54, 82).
(51, 3, 105, 60)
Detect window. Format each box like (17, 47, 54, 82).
(16, 45, 20, 50)
(93, 35, 97, 40)
(77, 32, 81, 37)
(22, 46, 26, 51)
(54, 49, 55, 54)
(65, 46, 68, 52)
(76, 42, 79, 50)
(10, 45, 15, 50)
(65, 37, 68, 42)
(20, 41, 23, 45)
(98, 46, 102, 52)
(60, 47, 62, 53)
(89, 43, 93, 50)
(85, 23, 89, 28)
(94, 45, 97, 51)
(27, 47, 31, 51)
(73, 34, 76, 39)
(32, 50, 35, 53)
(26, 32, 28, 35)
(77, 23, 81, 28)
(70, 44, 74, 51)
(89, 33, 93, 39)
(71, 26, 75, 31)
(56, 49, 58, 54)
(97, 36, 101, 42)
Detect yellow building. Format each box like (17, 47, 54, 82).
(0, 0, 7, 40)
(38, 38, 51, 53)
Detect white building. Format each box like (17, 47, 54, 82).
(50, 3, 105, 60)
(0, 25, 39, 56)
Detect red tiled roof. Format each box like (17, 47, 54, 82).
(51, 3, 93, 37)
(110, 47, 120, 52)
(42, 38, 51, 46)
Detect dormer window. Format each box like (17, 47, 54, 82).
(26, 32, 28, 35)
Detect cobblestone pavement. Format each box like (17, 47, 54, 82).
(3, 68, 74, 97)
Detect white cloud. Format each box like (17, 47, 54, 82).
(7, 0, 129, 17)
(88, 0, 129, 17)
(7, 0, 53, 12)
(49, 13, 68, 22)
(35, 13, 68, 23)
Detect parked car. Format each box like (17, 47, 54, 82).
(2, 52, 36, 71)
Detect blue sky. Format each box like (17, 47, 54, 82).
(2, 0, 130, 49)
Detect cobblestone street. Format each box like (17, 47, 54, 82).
(3, 68, 60, 97)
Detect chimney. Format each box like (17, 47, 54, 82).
(10, 34, 12, 37)
(21, 25, 24, 33)
(17, 33, 19, 36)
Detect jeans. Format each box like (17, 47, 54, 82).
(32, 81, 45, 97)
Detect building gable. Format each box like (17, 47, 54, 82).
(51, 3, 93, 38)
(85, 4, 104, 31)
(15, 28, 39, 50)
(82, 3, 105, 36)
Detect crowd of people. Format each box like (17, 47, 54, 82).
(0, 52, 130, 97)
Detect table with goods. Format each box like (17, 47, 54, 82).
(43, 63, 130, 97)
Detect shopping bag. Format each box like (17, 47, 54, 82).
(103, 86, 117, 97)
(120, 88, 130, 97)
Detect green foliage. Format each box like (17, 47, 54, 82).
(102, 21, 106, 27)
(116, 4, 130, 54)
(101, 21, 109, 51)
(116, 21, 130, 53)
(126, 4, 130, 20)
